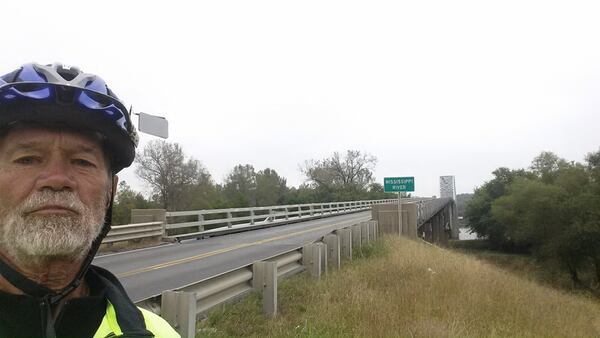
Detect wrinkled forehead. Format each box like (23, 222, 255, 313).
(0, 123, 106, 156)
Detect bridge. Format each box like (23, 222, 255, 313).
(95, 192, 457, 337)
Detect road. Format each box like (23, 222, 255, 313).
(94, 211, 371, 302)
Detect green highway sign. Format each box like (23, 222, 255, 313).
(384, 177, 415, 192)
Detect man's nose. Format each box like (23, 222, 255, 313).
(36, 157, 77, 191)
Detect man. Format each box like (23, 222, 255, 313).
(0, 63, 179, 337)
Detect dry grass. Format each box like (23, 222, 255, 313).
(199, 236, 600, 337)
(448, 239, 597, 294)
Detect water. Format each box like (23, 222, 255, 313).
(458, 228, 478, 240)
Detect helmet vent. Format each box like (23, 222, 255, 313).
(56, 66, 78, 81)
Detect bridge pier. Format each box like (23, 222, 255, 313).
(420, 205, 453, 245)
(371, 200, 456, 244)
(449, 201, 459, 239)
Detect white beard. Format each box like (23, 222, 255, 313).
(0, 190, 106, 269)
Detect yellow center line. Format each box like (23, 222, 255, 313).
(117, 217, 369, 278)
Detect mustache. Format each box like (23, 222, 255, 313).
(19, 191, 85, 215)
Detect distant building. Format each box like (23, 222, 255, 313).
(440, 176, 456, 201)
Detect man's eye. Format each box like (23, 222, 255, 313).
(73, 159, 96, 167)
(14, 156, 40, 165)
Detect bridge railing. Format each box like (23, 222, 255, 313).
(415, 198, 453, 226)
(103, 197, 453, 245)
(163, 199, 400, 241)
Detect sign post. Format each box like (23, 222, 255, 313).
(397, 192, 402, 235)
(384, 177, 415, 236)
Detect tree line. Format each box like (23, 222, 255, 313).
(466, 149, 600, 289)
(112, 141, 396, 225)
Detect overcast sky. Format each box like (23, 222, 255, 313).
(3, 1, 600, 197)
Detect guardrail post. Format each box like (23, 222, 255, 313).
(302, 243, 321, 278)
(375, 220, 379, 240)
(250, 209, 255, 225)
(351, 224, 362, 249)
(361, 221, 370, 244)
(284, 207, 289, 220)
(335, 228, 353, 261)
(227, 211, 233, 228)
(252, 261, 278, 317)
(309, 204, 314, 216)
(297, 205, 302, 218)
(161, 290, 196, 338)
(368, 220, 377, 241)
(324, 234, 340, 270)
(316, 242, 328, 275)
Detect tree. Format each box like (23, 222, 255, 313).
(135, 140, 211, 210)
(366, 182, 397, 200)
(586, 148, 600, 188)
(181, 170, 220, 210)
(465, 167, 534, 248)
(490, 172, 600, 286)
(255, 168, 288, 206)
(301, 150, 377, 201)
(491, 178, 566, 247)
(530, 151, 568, 183)
(466, 150, 600, 288)
(586, 148, 600, 169)
(111, 181, 153, 225)
(223, 164, 257, 207)
(284, 184, 318, 204)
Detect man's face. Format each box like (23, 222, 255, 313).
(0, 126, 114, 268)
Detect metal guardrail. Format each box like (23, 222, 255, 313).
(164, 199, 400, 241)
(158, 247, 306, 316)
(103, 221, 163, 244)
(135, 220, 378, 337)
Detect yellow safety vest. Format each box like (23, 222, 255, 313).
(93, 301, 180, 338)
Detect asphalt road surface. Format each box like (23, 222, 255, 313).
(94, 211, 371, 302)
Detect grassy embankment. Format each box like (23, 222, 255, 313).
(198, 236, 600, 337)
(448, 239, 598, 294)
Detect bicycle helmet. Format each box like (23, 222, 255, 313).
(0, 63, 138, 173)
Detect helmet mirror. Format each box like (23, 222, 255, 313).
(138, 112, 168, 139)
